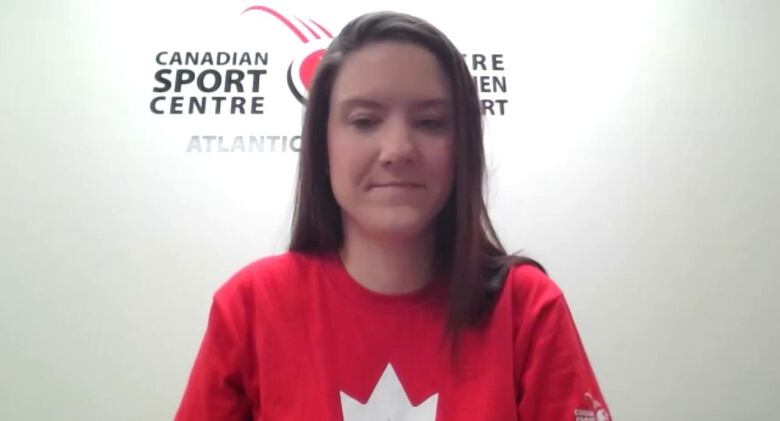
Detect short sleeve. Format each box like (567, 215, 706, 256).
(516, 294, 611, 421)
(174, 291, 254, 421)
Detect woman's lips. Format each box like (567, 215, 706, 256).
(371, 182, 423, 189)
(374, 182, 420, 187)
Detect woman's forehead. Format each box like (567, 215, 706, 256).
(330, 42, 452, 109)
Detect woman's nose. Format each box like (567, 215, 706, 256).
(378, 119, 416, 166)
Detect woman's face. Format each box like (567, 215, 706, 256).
(327, 41, 455, 243)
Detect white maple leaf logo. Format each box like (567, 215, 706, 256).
(340, 363, 438, 420)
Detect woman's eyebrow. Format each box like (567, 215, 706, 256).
(339, 97, 450, 107)
(411, 98, 450, 108)
(337, 98, 384, 111)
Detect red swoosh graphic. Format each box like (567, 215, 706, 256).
(295, 16, 321, 40)
(242, 5, 309, 43)
(309, 19, 333, 38)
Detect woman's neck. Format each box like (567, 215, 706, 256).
(339, 223, 437, 295)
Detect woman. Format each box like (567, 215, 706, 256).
(176, 11, 610, 421)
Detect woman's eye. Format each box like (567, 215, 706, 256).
(416, 119, 446, 130)
(349, 117, 378, 130)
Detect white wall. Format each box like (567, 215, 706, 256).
(1, 1, 777, 420)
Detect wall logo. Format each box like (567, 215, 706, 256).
(148, 4, 513, 153)
(148, 5, 332, 117)
(242, 5, 333, 104)
(149, 50, 269, 115)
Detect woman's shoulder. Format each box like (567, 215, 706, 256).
(212, 250, 321, 304)
(503, 260, 565, 310)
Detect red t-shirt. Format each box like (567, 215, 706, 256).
(175, 251, 610, 420)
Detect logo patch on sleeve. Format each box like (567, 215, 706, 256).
(574, 393, 610, 421)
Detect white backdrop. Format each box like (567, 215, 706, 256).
(1, 0, 778, 420)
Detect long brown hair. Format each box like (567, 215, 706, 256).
(288, 11, 546, 338)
